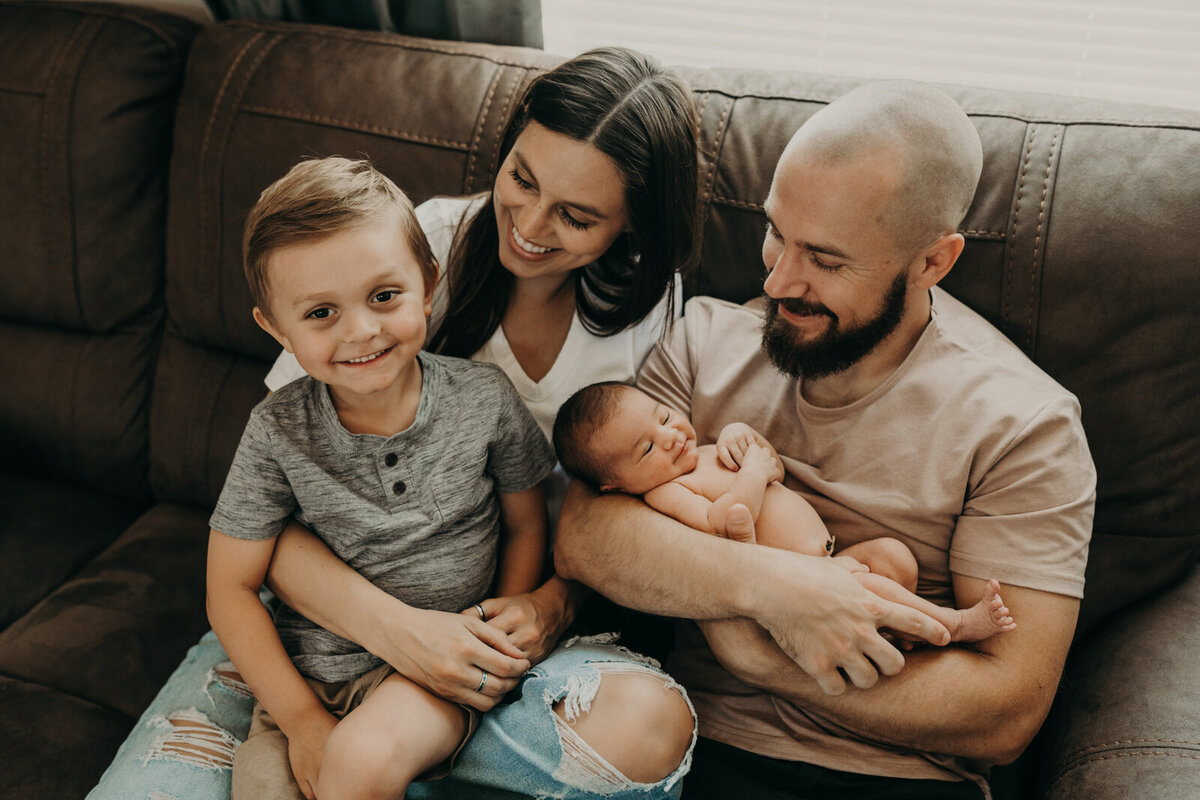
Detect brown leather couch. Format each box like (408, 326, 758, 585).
(1, 2, 1197, 798)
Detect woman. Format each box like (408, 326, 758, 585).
(90, 47, 700, 800)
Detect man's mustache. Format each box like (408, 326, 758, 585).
(771, 296, 834, 319)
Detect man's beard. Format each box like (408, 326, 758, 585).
(761, 272, 908, 380)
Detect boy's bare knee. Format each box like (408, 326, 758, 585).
(554, 671, 694, 784)
(320, 723, 397, 796)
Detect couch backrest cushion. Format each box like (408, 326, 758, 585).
(157, 20, 1199, 629)
(673, 69, 1200, 630)
(0, 1, 198, 500)
(151, 20, 559, 506)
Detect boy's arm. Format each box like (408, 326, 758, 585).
(206, 530, 335, 798)
(494, 484, 548, 597)
(644, 482, 718, 533)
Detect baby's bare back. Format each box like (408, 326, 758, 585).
(676, 446, 833, 555)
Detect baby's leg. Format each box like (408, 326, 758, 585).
(857, 573, 1016, 643)
(839, 537, 919, 590)
(755, 485, 836, 555)
(317, 673, 468, 799)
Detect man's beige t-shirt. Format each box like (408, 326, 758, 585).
(637, 289, 1096, 794)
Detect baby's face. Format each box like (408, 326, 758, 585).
(596, 388, 699, 495)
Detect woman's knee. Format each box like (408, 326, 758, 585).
(553, 670, 694, 784)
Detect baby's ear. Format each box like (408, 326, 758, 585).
(599, 483, 617, 493)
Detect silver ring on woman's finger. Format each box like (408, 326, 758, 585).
(473, 603, 487, 621)
(476, 670, 488, 693)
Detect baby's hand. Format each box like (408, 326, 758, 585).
(717, 423, 762, 470)
(717, 424, 784, 481)
(742, 443, 785, 483)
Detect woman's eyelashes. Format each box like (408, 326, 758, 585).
(558, 207, 589, 230)
(508, 167, 592, 231)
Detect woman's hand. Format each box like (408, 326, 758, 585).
(465, 575, 583, 666)
(374, 606, 530, 711)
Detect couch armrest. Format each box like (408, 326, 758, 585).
(1036, 565, 1200, 799)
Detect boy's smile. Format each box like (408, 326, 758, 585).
(253, 212, 435, 412)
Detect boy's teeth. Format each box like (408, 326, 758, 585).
(512, 226, 553, 254)
(346, 350, 384, 363)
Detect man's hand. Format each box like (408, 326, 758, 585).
(375, 607, 530, 711)
(760, 556, 951, 694)
(723, 503, 947, 694)
(284, 707, 338, 800)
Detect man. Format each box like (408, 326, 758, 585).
(555, 82, 1095, 798)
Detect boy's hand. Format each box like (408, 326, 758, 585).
(285, 708, 338, 800)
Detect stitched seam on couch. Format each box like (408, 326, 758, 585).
(1027, 123, 1062, 353)
(466, 68, 503, 189)
(226, 19, 557, 71)
(700, 95, 734, 211)
(706, 194, 1007, 239)
(22, 3, 194, 51)
(1051, 748, 1200, 785)
(667, 88, 1200, 130)
(1067, 737, 1200, 755)
(487, 69, 522, 187)
(239, 105, 471, 150)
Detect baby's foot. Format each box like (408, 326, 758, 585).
(949, 579, 1017, 642)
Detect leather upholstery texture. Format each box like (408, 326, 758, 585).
(0, 3, 1196, 798)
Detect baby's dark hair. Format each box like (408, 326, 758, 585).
(552, 381, 632, 490)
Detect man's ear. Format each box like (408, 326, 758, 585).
(252, 306, 293, 353)
(910, 232, 965, 290)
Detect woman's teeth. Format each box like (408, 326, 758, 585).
(512, 226, 554, 254)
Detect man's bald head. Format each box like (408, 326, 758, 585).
(783, 81, 983, 257)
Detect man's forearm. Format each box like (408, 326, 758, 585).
(556, 478, 956, 696)
(555, 480, 765, 619)
(703, 580, 1079, 763)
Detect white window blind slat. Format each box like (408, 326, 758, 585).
(543, 0, 1200, 111)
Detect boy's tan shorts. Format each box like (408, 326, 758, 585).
(231, 663, 481, 800)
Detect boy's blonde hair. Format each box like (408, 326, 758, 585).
(243, 157, 437, 317)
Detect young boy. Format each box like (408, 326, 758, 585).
(207, 157, 556, 800)
(553, 382, 1016, 644)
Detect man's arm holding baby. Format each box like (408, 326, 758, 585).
(556, 481, 950, 695)
(700, 574, 1078, 764)
(701, 398, 1093, 763)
